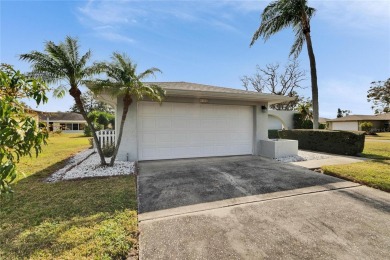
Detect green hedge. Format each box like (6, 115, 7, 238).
(268, 130, 279, 139)
(278, 130, 365, 155)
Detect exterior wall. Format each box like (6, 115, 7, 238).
(331, 121, 359, 131)
(267, 110, 295, 130)
(116, 96, 138, 161)
(268, 115, 283, 130)
(254, 104, 269, 156)
(117, 95, 269, 161)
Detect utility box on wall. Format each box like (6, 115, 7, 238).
(259, 139, 298, 159)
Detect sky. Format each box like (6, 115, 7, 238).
(1, 0, 389, 119)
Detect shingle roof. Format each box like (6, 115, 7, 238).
(148, 82, 258, 95)
(38, 112, 85, 121)
(326, 113, 390, 122)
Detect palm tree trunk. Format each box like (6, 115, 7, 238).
(69, 86, 107, 165)
(304, 32, 319, 129)
(109, 95, 132, 166)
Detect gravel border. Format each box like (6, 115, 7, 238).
(46, 150, 135, 182)
(275, 150, 337, 163)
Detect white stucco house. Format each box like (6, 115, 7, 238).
(327, 114, 390, 131)
(98, 82, 294, 161)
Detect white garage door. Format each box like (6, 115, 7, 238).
(332, 121, 358, 131)
(138, 102, 254, 160)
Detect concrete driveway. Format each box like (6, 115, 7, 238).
(138, 156, 390, 259)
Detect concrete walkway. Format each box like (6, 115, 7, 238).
(138, 156, 390, 259)
(292, 154, 368, 169)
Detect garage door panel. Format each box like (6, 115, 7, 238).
(155, 117, 172, 129)
(138, 102, 253, 160)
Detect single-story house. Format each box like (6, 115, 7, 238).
(327, 114, 390, 131)
(38, 112, 87, 132)
(97, 82, 294, 161)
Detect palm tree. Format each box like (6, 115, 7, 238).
(297, 101, 312, 121)
(250, 0, 319, 129)
(20, 36, 107, 165)
(87, 52, 165, 166)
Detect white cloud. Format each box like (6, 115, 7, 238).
(95, 31, 135, 44)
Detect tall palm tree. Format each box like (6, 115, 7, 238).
(250, 0, 319, 129)
(20, 36, 107, 165)
(87, 52, 165, 166)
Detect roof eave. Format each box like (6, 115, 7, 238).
(166, 89, 294, 104)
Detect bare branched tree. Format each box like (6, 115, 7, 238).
(241, 59, 306, 110)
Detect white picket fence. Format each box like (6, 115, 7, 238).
(96, 130, 116, 149)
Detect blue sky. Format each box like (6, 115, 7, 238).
(1, 0, 389, 118)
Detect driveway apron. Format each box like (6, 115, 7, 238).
(137, 156, 390, 259)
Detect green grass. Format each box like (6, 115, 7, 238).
(361, 142, 390, 160)
(365, 132, 390, 141)
(323, 139, 390, 192)
(323, 160, 390, 192)
(0, 133, 138, 259)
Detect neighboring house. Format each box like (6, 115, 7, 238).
(97, 82, 293, 161)
(38, 112, 87, 132)
(268, 110, 296, 130)
(327, 114, 390, 131)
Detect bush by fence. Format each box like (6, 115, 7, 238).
(278, 130, 365, 155)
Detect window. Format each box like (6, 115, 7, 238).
(73, 124, 79, 130)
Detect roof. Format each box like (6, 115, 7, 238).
(149, 82, 254, 94)
(319, 117, 329, 124)
(326, 113, 390, 122)
(38, 112, 86, 122)
(144, 82, 295, 104)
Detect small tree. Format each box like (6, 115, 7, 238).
(360, 122, 373, 133)
(241, 59, 306, 110)
(87, 53, 165, 166)
(367, 79, 390, 114)
(337, 108, 351, 118)
(0, 64, 49, 193)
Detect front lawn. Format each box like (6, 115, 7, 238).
(323, 160, 390, 192)
(323, 138, 390, 192)
(365, 132, 390, 141)
(0, 133, 138, 259)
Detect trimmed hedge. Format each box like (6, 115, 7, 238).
(268, 130, 279, 139)
(278, 130, 365, 155)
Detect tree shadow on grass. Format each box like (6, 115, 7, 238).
(361, 153, 390, 160)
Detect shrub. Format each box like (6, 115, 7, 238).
(319, 123, 326, 129)
(293, 113, 303, 129)
(278, 130, 365, 155)
(102, 144, 115, 157)
(268, 130, 279, 139)
(301, 120, 313, 129)
(84, 125, 92, 137)
(360, 122, 373, 133)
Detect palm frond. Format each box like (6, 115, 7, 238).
(290, 25, 305, 58)
(138, 67, 162, 80)
(250, 0, 314, 54)
(53, 85, 67, 99)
